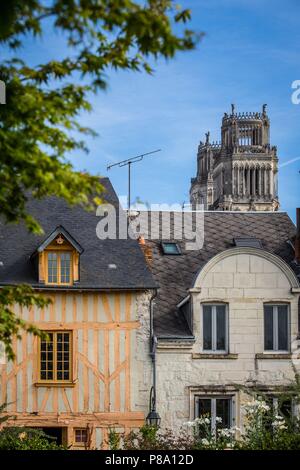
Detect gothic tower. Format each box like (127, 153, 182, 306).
(190, 105, 279, 211)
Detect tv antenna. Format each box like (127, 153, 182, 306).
(107, 149, 161, 211)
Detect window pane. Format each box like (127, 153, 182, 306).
(197, 398, 211, 419)
(40, 333, 54, 380)
(264, 306, 274, 350)
(55, 332, 70, 381)
(203, 306, 212, 350)
(216, 399, 231, 429)
(47, 253, 57, 283)
(162, 243, 180, 255)
(196, 398, 212, 437)
(60, 252, 71, 283)
(279, 399, 292, 419)
(277, 306, 288, 351)
(75, 429, 87, 443)
(216, 305, 226, 351)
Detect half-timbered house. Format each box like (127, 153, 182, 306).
(0, 178, 156, 448)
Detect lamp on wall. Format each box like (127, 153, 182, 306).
(146, 386, 161, 427)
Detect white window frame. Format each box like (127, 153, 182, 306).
(264, 304, 290, 353)
(201, 304, 228, 353)
(194, 395, 234, 434)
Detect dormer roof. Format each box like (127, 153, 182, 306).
(35, 225, 83, 254)
(0, 178, 156, 290)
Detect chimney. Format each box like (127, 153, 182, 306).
(138, 236, 152, 266)
(296, 208, 300, 264)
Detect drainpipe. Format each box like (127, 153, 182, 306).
(146, 289, 161, 427)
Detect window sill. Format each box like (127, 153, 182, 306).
(192, 353, 238, 360)
(34, 381, 76, 388)
(255, 353, 292, 360)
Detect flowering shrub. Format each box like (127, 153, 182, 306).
(183, 415, 239, 450)
(236, 397, 300, 450)
(107, 396, 300, 450)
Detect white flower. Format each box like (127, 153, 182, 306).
(183, 421, 196, 428)
(226, 442, 234, 449)
(274, 415, 284, 421)
(201, 438, 210, 446)
(243, 399, 270, 414)
(272, 418, 288, 431)
(219, 427, 236, 438)
(215, 416, 222, 424)
(195, 416, 211, 426)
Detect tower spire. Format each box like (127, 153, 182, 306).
(190, 105, 279, 212)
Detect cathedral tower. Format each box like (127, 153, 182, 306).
(190, 105, 279, 211)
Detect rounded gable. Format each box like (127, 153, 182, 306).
(193, 247, 299, 291)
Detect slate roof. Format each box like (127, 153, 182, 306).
(0, 178, 156, 290)
(143, 211, 299, 338)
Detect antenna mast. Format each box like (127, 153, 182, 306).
(107, 149, 161, 211)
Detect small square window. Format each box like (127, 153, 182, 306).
(161, 242, 181, 255)
(74, 428, 87, 444)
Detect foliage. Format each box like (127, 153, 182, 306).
(0, 0, 200, 361)
(0, 426, 66, 450)
(107, 393, 300, 450)
(0, 285, 50, 360)
(0, 0, 200, 234)
(107, 427, 121, 450)
(0, 403, 13, 425)
(236, 397, 300, 450)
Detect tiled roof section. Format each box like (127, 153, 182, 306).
(0, 178, 156, 290)
(144, 211, 298, 338)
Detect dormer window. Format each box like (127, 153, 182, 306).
(33, 226, 83, 287)
(47, 251, 72, 285)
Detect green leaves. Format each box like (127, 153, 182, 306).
(0, 1, 200, 360)
(0, 1, 200, 233)
(0, 285, 51, 360)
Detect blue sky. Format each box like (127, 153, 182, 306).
(14, 0, 300, 220)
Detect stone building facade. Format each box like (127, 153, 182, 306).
(190, 105, 279, 212)
(156, 247, 300, 431)
(144, 210, 300, 433)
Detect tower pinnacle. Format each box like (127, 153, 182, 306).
(190, 105, 279, 211)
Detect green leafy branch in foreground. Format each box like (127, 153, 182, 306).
(0, 1, 201, 361)
(0, 285, 50, 360)
(0, 0, 201, 234)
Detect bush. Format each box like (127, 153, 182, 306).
(0, 427, 66, 450)
(107, 399, 300, 451)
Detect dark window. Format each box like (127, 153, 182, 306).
(40, 427, 66, 445)
(195, 396, 232, 432)
(263, 396, 293, 431)
(161, 242, 181, 255)
(203, 306, 212, 350)
(233, 237, 262, 248)
(264, 305, 289, 351)
(75, 428, 87, 444)
(203, 305, 227, 352)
